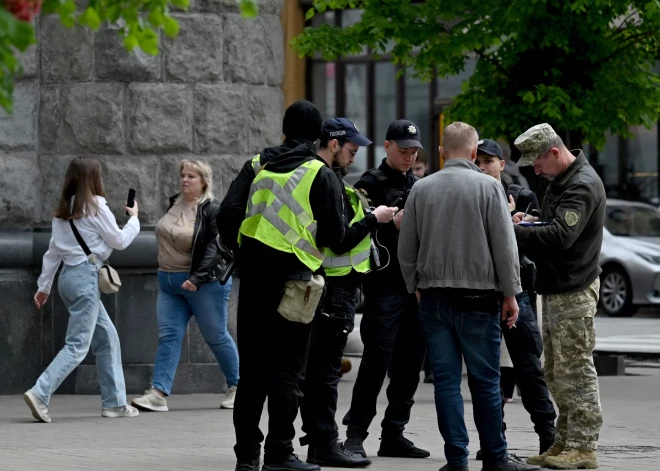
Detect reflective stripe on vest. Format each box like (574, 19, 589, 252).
(322, 249, 371, 268)
(322, 184, 371, 276)
(239, 159, 325, 270)
(251, 154, 261, 173)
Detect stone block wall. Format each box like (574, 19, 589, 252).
(0, 1, 285, 395)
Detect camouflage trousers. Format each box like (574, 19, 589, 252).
(542, 278, 603, 451)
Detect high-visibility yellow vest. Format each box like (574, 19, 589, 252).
(323, 184, 371, 277)
(239, 154, 326, 271)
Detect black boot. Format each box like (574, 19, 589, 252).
(262, 454, 321, 471)
(235, 457, 260, 471)
(344, 437, 367, 458)
(307, 442, 372, 468)
(377, 436, 430, 459)
(482, 456, 541, 471)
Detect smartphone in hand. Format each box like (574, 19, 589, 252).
(126, 188, 136, 216)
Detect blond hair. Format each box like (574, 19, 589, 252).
(443, 122, 479, 160)
(177, 160, 214, 204)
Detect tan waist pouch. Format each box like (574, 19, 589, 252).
(277, 275, 325, 324)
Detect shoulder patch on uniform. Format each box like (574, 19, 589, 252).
(565, 210, 580, 227)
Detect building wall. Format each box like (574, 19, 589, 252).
(0, 2, 286, 395)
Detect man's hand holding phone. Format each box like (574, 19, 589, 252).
(372, 205, 398, 223)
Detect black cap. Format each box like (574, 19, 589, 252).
(385, 120, 423, 149)
(282, 100, 323, 142)
(477, 139, 504, 159)
(321, 118, 372, 146)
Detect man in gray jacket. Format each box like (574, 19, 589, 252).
(398, 122, 540, 471)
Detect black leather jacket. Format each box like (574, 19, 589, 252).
(167, 194, 223, 288)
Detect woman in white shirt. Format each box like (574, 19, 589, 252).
(25, 156, 141, 423)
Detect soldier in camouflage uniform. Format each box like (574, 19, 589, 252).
(512, 124, 606, 470)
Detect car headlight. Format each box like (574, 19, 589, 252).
(636, 252, 660, 264)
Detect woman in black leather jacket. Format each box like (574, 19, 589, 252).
(131, 160, 239, 412)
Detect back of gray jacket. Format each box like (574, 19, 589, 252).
(398, 159, 522, 297)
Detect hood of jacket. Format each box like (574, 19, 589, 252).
(258, 139, 319, 173)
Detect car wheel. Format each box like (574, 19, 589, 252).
(600, 267, 638, 317)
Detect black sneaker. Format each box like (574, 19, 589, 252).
(476, 450, 483, 460)
(482, 455, 541, 471)
(345, 437, 367, 458)
(307, 442, 371, 468)
(440, 464, 469, 471)
(262, 454, 321, 471)
(235, 457, 260, 471)
(377, 437, 430, 459)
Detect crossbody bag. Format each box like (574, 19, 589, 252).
(69, 220, 122, 294)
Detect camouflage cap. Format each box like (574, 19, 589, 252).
(514, 123, 558, 167)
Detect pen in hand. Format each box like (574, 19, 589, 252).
(523, 202, 532, 220)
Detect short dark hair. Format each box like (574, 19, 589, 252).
(319, 135, 348, 149)
(416, 148, 428, 164)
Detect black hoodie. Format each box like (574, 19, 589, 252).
(218, 139, 347, 281)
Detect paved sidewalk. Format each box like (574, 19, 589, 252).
(1, 361, 659, 471)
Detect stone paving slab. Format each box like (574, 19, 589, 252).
(1, 360, 659, 470)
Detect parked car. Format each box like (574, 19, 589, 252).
(599, 199, 660, 316)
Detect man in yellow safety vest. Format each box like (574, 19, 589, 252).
(218, 101, 349, 471)
(299, 118, 398, 468)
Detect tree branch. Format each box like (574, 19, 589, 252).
(610, 8, 640, 37)
(474, 48, 509, 78)
(599, 30, 658, 65)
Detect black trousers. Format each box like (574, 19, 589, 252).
(502, 292, 556, 440)
(300, 280, 357, 451)
(233, 277, 313, 463)
(342, 285, 426, 440)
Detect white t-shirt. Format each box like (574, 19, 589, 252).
(37, 196, 140, 294)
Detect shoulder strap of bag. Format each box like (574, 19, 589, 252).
(69, 219, 92, 257)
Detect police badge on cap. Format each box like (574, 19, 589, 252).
(385, 120, 424, 149)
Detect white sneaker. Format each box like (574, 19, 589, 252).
(131, 389, 168, 412)
(23, 390, 51, 423)
(220, 386, 237, 409)
(102, 405, 139, 418)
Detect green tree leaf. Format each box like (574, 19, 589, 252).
(80, 7, 102, 29)
(163, 16, 180, 38)
(239, 0, 259, 18)
(123, 33, 139, 51)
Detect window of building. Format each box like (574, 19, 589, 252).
(345, 63, 368, 177)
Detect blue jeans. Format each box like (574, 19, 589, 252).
(419, 291, 507, 468)
(33, 260, 127, 408)
(152, 271, 239, 395)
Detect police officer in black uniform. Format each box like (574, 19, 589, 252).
(475, 139, 557, 458)
(218, 100, 347, 471)
(342, 120, 429, 460)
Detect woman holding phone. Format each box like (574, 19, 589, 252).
(132, 160, 239, 412)
(26, 156, 140, 423)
